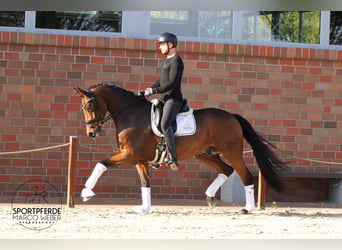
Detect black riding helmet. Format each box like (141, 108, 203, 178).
(157, 32, 178, 48)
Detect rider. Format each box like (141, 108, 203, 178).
(144, 32, 184, 170)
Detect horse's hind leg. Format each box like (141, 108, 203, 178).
(222, 153, 255, 214)
(195, 153, 234, 208)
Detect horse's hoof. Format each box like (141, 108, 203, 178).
(81, 188, 95, 202)
(240, 207, 255, 214)
(206, 196, 217, 209)
(240, 208, 249, 214)
(133, 205, 150, 214)
(82, 197, 92, 202)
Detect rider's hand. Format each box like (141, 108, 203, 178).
(144, 88, 154, 96)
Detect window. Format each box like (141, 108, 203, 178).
(330, 11, 342, 45)
(150, 11, 197, 37)
(35, 11, 122, 32)
(242, 11, 320, 44)
(198, 11, 232, 39)
(151, 11, 189, 22)
(0, 11, 339, 47)
(0, 11, 25, 27)
(150, 11, 232, 40)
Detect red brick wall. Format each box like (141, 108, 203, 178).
(1, 32, 341, 202)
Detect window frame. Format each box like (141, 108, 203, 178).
(0, 11, 125, 38)
(0, 11, 339, 50)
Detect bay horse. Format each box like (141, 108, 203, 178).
(75, 83, 288, 214)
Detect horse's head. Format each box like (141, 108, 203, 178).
(74, 86, 109, 138)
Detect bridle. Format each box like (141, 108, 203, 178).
(82, 92, 111, 135)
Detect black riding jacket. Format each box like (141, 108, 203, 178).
(151, 54, 184, 104)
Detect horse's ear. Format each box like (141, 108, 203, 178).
(74, 87, 89, 97)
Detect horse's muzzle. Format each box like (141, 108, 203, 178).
(88, 125, 101, 138)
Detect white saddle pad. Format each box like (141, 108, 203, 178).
(151, 106, 196, 137)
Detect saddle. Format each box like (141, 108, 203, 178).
(149, 99, 196, 168)
(151, 99, 196, 137)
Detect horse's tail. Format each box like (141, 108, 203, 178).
(233, 114, 288, 193)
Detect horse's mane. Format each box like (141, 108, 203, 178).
(88, 83, 107, 90)
(88, 83, 148, 103)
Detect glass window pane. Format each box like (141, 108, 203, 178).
(242, 11, 320, 44)
(35, 11, 122, 32)
(330, 11, 342, 45)
(150, 11, 232, 40)
(242, 11, 262, 41)
(199, 11, 232, 39)
(151, 11, 189, 22)
(0, 11, 25, 27)
(279, 11, 320, 44)
(150, 11, 196, 36)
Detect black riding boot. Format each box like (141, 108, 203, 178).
(164, 126, 179, 171)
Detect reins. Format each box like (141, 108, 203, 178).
(99, 114, 112, 125)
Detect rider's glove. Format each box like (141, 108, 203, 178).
(144, 88, 154, 96)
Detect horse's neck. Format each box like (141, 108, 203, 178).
(105, 93, 150, 127)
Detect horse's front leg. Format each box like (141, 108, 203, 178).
(133, 162, 151, 214)
(81, 162, 108, 201)
(81, 150, 134, 202)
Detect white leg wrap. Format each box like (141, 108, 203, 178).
(205, 173, 228, 197)
(85, 162, 108, 189)
(244, 184, 255, 212)
(133, 187, 151, 214)
(81, 162, 107, 199)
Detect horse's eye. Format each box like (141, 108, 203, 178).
(87, 107, 92, 112)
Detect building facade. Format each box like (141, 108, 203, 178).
(1, 11, 341, 204)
